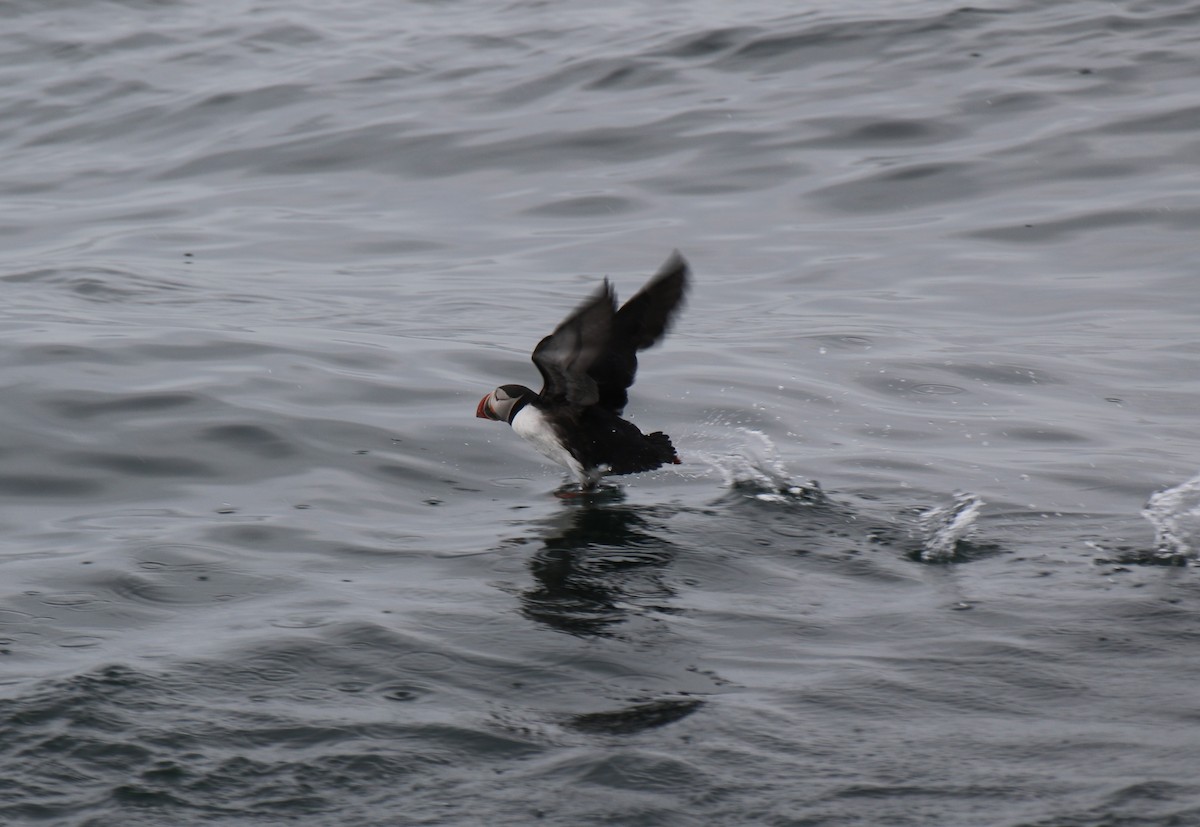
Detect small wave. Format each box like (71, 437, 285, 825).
(688, 425, 818, 502)
(915, 492, 984, 563)
(1142, 472, 1200, 562)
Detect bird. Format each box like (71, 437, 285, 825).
(476, 250, 689, 491)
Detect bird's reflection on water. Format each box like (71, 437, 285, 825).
(511, 488, 709, 734)
(518, 488, 679, 637)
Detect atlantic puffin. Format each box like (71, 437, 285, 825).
(476, 250, 689, 490)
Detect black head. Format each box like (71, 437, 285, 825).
(476, 384, 535, 423)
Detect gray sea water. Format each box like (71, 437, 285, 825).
(4, 1, 1200, 824)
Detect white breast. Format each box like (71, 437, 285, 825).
(511, 405, 585, 481)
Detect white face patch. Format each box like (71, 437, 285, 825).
(510, 405, 585, 481)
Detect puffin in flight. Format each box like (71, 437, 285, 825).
(476, 251, 690, 490)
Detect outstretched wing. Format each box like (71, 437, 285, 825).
(531, 279, 617, 409)
(589, 250, 689, 415)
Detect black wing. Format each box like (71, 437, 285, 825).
(588, 250, 689, 415)
(531, 279, 617, 409)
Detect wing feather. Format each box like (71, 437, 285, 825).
(530, 251, 689, 414)
(531, 280, 617, 408)
(589, 251, 689, 414)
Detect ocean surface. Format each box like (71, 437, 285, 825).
(3, 0, 1200, 824)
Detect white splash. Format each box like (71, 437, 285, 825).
(917, 492, 984, 563)
(1143, 472, 1200, 561)
(688, 425, 811, 500)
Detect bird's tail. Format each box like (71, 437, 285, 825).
(646, 431, 681, 465)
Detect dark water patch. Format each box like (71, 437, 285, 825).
(376, 682, 428, 702)
(0, 474, 102, 497)
(487, 55, 676, 108)
(566, 697, 704, 735)
(198, 424, 296, 459)
(190, 83, 312, 118)
(808, 333, 874, 351)
(654, 26, 758, 59)
(802, 117, 967, 148)
(56, 634, 107, 649)
(998, 425, 1091, 444)
(371, 460, 478, 496)
(829, 781, 1009, 801)
(353, 236, 446, 256)
(583, 60, 679, 91)
(45, 392, 201, 420)
(811, 162, 982, 213)
(240, 22, 324, 48)
(522, 194, 644, 218)
(9, 343, 125, 366)
(201, 523, 328, 554)
(1048, 160, 1148, 181)
(68, 451, 216, 478)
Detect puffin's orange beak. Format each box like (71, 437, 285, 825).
(476, 394, 491, 419)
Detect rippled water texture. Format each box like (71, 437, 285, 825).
(3, 1, 1200, 825)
